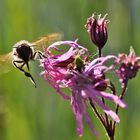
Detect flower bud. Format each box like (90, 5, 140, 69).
(85, 13, 108, 49)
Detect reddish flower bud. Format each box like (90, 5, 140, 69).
(85, 13, 108, 49)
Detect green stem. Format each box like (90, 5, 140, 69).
(98, 48, 102, 58)
(89, 98, 114, 140)
(109, 136, 114, 140)
(89, 98, 106, 128)
(112, 83, 128, 135)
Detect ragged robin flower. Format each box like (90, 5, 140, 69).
(40, 40, 126, 137)
(40, 40, 88, 99)
(116, 47, 140, 86)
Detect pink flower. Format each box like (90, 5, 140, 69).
(70, 56, 126, 137)
(116, 47, 140, 86)
(40, 40, 88, 100)
(40, 40, 126, 137)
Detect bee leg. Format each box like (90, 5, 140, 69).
(25, 62, 30, 71)
(13, 61, 37, 88)
(24, 71, 37, 88)
(38, 51, 47, 58)
(12, 60, 25, 68)
(33, 51, 47, 60)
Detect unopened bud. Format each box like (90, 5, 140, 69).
(85, 13, 108, 49)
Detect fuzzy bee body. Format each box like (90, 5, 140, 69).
(0, 33, 62, 87)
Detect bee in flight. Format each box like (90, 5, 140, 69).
(0, 33, 62, 87)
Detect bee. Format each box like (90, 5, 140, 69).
(0, 33, 62, 87)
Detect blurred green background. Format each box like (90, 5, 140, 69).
(0, 0, 140, 140)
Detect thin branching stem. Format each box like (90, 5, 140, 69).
(98, 47, 110, 128)
(112, 83, 128, 135)
(89, 98, 115, 140)
(89, 98, 106, 128)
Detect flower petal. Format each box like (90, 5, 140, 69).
(83, 111, 99, 137)
(71, 91, 84, 137)
(93, 89, 127, 108)
(93, 96, 120, 123)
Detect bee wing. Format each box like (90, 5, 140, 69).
(32, 33, 63, 50)
(0, 52, 13, 74)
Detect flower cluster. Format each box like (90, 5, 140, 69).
(40, 13, 140, 139)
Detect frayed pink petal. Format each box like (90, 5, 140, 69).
(84, 58, 101, 72)
(83, 111, 99, 137)
(93, 96, 120, 123)
(85, 55, 117, 73)
(71, 92, 84, 137)
(47, 40, 88, 52)
(56, 89, 71, 100)
(86, 86, 126, 108)
(71, 90, 98, 137)
(93, 89, 127, 108)
(104, 110, 120, 123)
(56, 47, 74, 61)
(76, 111, 83, 137)
(86, 86, 120, 122)
(44, 75, 70, 100)
(129, 48, 135, 65)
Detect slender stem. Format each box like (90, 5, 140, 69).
(98, 47, 111, 136)
(109, 136, 114, 140)
(109, 82, 116, 95)
(95, 47, 115, 140)
(89, 98, 106, 128)
(98, 48, 110, 127)
(107, 127, 115, 140)
(102, 97, 110, 127)
(98, 48, 102, 58)
(89, 98, 115, 140)
(112, 83, 128, 135)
